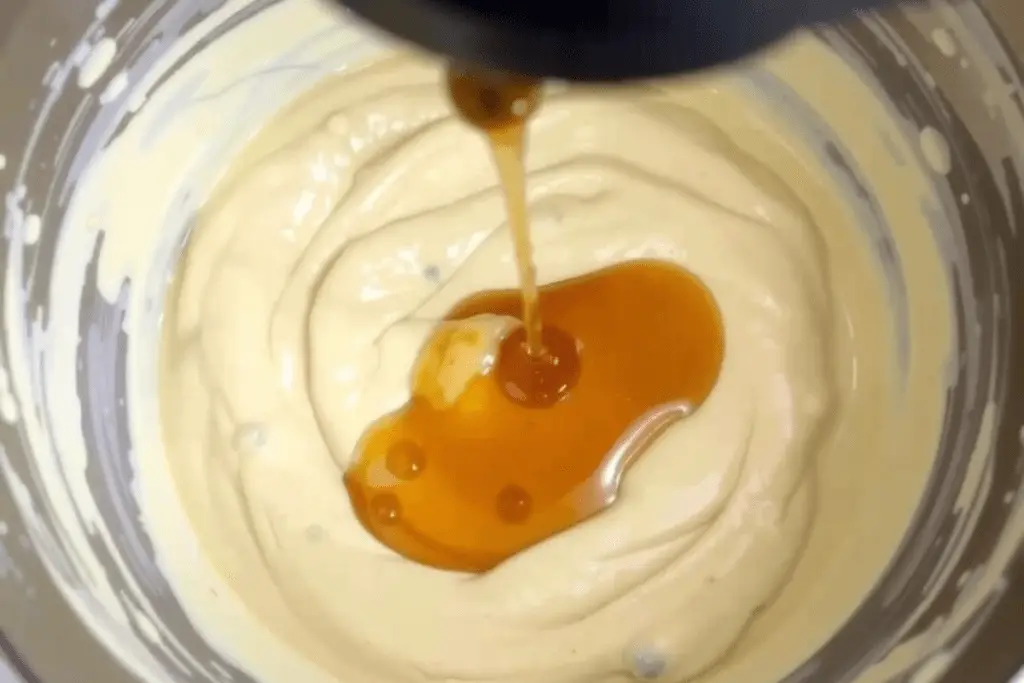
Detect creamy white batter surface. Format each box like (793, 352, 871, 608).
(141, 4, 950, 683)
(162, 54, 838, 683)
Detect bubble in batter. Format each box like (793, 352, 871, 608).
(628, 645, 668, 679)
(344, 259, 725, 572)
(231, 423, 267, 454)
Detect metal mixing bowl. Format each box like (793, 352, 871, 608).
(0, 1, 1022, 682)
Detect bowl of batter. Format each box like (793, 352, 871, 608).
(0, 0, 1022, 682)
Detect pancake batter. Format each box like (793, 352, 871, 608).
(133, 2, 953, 681)
(161, 52, 859, 682)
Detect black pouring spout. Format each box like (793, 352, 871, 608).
(325, 0, 900, 81)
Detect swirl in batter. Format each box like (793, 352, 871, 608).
(161, 54, 845, 682)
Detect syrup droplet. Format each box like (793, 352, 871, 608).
(496, 484, 533, 523)
(370, 493, 402, 526)
(386, 441, 426, 480)
(344, 260, 724, 573)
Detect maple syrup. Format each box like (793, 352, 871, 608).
(446, 66, 548, 361)
(342, 66, 725, 573)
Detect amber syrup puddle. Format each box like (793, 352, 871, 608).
(343, 66, 725, 573)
